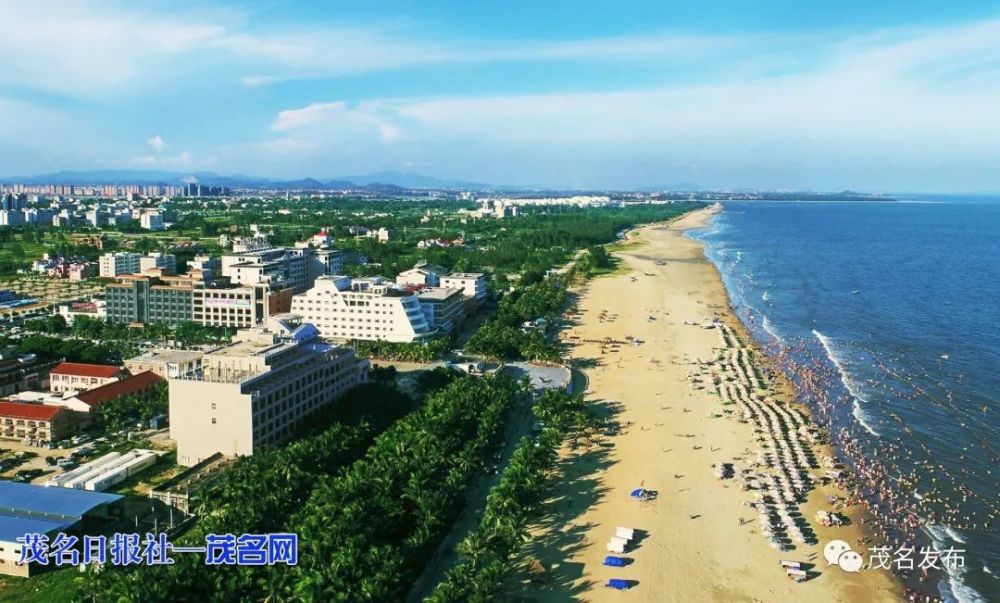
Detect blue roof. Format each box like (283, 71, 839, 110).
(0, 482, 122, 522)
(0, 514, 72, 543)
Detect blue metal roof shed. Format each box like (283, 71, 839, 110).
(0, 515, 72, 543)
(0, 481, 123, 523)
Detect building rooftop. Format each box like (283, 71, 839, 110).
(0, 481, 122, 523)
(0, 514, 73, 542)
(50, 362, 121, 379)
(126, 349, 203, 365)
(76, 371, 163, 408)
(445, 272, 484, 279)
(0, 400, 64, 421)
(417, 287, 463, 301)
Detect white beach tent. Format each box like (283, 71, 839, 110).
(606, 540, 626, 554)
(615, 527, 635, 540)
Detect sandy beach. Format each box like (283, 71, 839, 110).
(512, 206, 903, 602)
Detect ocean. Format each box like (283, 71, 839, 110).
(689, 198, 1000, 603)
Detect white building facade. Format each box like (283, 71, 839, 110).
(290, 276, 436, 342)
(168, 325, 368, 465)
(99, 253, 142, 278)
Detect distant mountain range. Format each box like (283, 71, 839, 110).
(0, 169, 496, 191)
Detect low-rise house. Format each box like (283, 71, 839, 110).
(49, 362, 127, 394)
(0, 400, 83, 443)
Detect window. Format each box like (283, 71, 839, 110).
(210, 402, 216, 410)
(211, 417, 217, 424)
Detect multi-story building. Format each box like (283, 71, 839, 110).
(0, 209, 23, 226)
(221, 247, 312, 293)
(49, 362, 126, 393)
(105, 274, 279, 329)
(139, 252, 177, 275)
(395, 261, 448, 288)
(99, 252, 142, 277)
(105, 275, 193, 325)
(187, 255, 221, 280)
(440, 273, 488, 306)
(365, 227, 391, 243)
(85, 209, 108, 227)
(0, 357, 59, 397)
(140, 212, 164, 231)
(47, 262, 97, 281)
(290, 276, 436, 342)
(310, 248, 344, 278)
(168, 325, 368, 465)
(0, 400, 85, 443)
(192, 283, 272, 329)
(125, 349, 203, 379)
(416, 287, 465, 333)
(22, 208, 52, 225)
(8, 371, 162, 417)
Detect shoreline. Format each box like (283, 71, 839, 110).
(511, 205, 902, 601)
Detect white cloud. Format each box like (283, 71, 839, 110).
(0, 2, 809, 94)
(236, 18, 1000, 189)
(128, 150, 195, 168)
(147, 135, 167, 152)
(271, 101, 400, 143)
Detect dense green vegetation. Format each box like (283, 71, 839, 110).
(99, 380, 168, 431)
(9, 334, 122, 364)
(465, 274, 572, 362)
(348, 334, 453, 362)
(28, 315, 231, 347)
(428, 389, 588, 601)
(78, 375, 522, 602)
(6, 316, 232, 365)
(284, 373, 523, 600)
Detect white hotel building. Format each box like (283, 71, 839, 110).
(290, 276, 437, 342)
(168, 324, 368, 465)
(440, 273, 488, 305)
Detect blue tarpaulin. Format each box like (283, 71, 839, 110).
(606, 579, 631, 590)
(603, 556, 627, 567)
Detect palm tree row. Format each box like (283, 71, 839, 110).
(77, 382, 415, 601)
(278, 373, 525, 601)
(426, 389, 587, 602)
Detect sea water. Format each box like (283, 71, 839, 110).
(689, 198, 1000, 602)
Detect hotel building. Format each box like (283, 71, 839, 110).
(416, 287, 465, 333)
(290, 276, 436, 342)
(105, 274, 282, 329)
(168, 325, 368, 465)
(440, 273, 488, 306)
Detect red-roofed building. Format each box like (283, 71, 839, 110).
(49, 362, 128, 394)
(0, 401, 83, 442)
(74, 371, 163, 410)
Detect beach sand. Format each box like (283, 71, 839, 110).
(511, 206, 902, 602)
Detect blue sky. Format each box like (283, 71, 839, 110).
(2, 1, 1000, 190)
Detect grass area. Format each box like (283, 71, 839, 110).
(0, 568, 80, 603)
(587, 256, 631, 278)
(606, 235, 645, 253)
